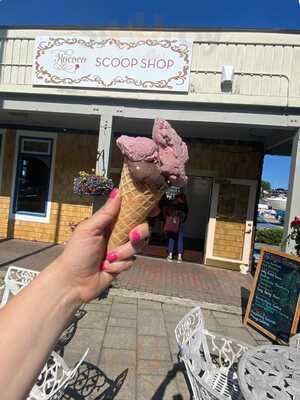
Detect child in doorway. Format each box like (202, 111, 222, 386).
(164, 192, 188, 263)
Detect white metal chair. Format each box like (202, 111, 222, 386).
(0, 266, 89, 400)
(0, 266, 39, 308)
(289, 333, 300, 351)
(29, 349, 89, 400)
(175, 307, 252, 400)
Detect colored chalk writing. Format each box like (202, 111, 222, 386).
(244, 248, 300, 343)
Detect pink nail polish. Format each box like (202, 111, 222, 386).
(100, 261, 110, 271)
(106, 251, 118, 262)
(102, 262, 109, 271)
(109, 188, 119, 199)
(131, 230, 141, 242)
(99, 261, 105, 271)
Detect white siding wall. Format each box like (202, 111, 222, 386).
(0, 38, 34, 85)
(190, 42, 291, 98)
(0, 29, 299, 107)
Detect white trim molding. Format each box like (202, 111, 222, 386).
(10, 130, 57, 224)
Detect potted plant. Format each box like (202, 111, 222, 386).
(73, 169, 114, 196)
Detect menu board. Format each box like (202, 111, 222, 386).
(244, 247, 300, 343)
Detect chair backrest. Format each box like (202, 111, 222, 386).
(175, 307, 214, 374)
(0, 266, 39, 308)
(29, 349, 89, 400)
(290, 334, 300, 351)
(175, 307, 204, 347)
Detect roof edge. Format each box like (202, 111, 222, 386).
(0, 25, 300, 34)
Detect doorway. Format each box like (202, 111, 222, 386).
(142, 176, 212, 263)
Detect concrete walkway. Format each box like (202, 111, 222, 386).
(60, 292, 270, 400)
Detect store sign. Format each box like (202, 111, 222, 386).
(33, 36, 193, 92)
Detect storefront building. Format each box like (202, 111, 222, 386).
(0, 27, 299, 271)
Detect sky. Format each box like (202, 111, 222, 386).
(262, 156, 291, 189)
(0, 0, 300, 29)
(0, 0, 298, 189)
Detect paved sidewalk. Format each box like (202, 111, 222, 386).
(61, 293, 270, 400)
(0, 239, 252, 308)
(116, 256, 252, 308)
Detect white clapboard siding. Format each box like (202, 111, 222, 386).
(0, 30, 299, 105)
(0, 38, 34, 85)
(190, 41, 290, 97)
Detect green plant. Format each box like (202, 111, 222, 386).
(256, 227, 283, 246)
(261, 180, 271, 193)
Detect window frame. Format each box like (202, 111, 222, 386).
(11, 131, 57, 223)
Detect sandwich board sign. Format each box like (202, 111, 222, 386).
(244, 247, 300, 344)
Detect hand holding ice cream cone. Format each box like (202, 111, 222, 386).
(107, 119, 189, 251)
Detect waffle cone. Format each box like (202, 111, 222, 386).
(107, 161, 166, 251)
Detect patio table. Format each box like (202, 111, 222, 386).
(238, 344, 300, 400)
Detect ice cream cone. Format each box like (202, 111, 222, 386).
(107, 161, 166, 251)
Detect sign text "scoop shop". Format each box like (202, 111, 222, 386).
(95, 57, 175, 69)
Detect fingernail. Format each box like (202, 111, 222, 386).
(99, 260, 109, 271)
(109, 188, 119, 199)
(106, 251, 118, 262)
(131, 230, 141, 242)
(99, 261, 105, 271)
(102, 262, 109, 271)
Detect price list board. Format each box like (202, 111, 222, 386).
(244, 247, 300, 343)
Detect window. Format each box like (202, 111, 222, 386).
(13, 136, 54, 218)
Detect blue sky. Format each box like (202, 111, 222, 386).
(0, 0, 298, 188)
(0, 0, 299, 28)
(262, 156, 291, 189)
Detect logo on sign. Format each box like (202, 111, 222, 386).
(52, 49, 87, 73)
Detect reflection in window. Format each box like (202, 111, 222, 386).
(217, 183, 249, 222)
(14, 137, 53, 216)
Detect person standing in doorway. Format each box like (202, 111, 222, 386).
(164, 192, 188, 263)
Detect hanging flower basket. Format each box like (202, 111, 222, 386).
(73, 170, 114, 196)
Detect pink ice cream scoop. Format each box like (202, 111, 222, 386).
(152, 118, 189, 185)
(117, 136, 158, 162)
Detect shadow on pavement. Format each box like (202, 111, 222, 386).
(151, 361, 192, 400)
(55, 309, 87, 357)
(0, 242, 57, 268)
(240, 287, 250, 319)
(54, 308, 128, 399)
(63, 364, 128, 400)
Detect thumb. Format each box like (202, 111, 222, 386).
(86, 188, 121, 232)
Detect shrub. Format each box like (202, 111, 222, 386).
(256, 227, 283, 246)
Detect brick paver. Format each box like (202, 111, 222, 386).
(117, 256, 252, 308)
(60, 294, 270, 400)
(0, 239, 252, 308)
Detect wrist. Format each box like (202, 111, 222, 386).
(43, 259, 83, 311)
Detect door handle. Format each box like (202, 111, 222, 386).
(245, 229, 252, 234)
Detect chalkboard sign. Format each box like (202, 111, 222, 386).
(244, 247, 300, 343)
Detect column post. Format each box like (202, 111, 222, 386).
(283, 129, 300, 254)
(96, 113, 113, 177)
(93, 114, 113, 213)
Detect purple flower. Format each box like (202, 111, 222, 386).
(73, 172, 114, 196)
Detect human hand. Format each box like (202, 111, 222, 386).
(56, 188, 149, 303)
